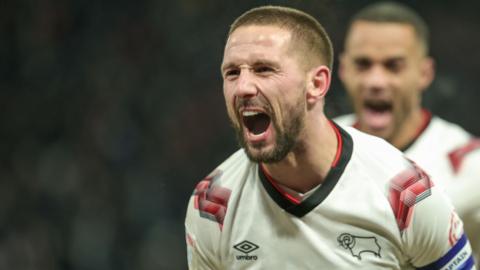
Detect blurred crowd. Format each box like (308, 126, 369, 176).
(0, 0, 479, 269)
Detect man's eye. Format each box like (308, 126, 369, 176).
(354, 58, 372, 71)
(225, 69, 240, 77)
(254, 66, 274, 73)
(384, 60, 403, 73)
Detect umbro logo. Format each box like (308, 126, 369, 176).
(234, 240, 259, 261)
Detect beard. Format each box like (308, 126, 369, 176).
(232, 95, 305, 164)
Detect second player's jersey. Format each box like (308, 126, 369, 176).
(185, 125, 475, 269)
(334, 112, 480, 262)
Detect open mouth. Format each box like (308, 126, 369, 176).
(361, 99, 393, 130)
(364, 100, 392, 112)
(242, 111, 271, 135)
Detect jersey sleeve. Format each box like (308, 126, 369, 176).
(447, 147, 480, 267)
(389, 162, 476, 269)
(185, 195, 221, 270)
(447, 149, 480, 216)
(184, 170, 232, 270)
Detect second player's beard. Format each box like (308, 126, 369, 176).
(234, 98, 306, 164)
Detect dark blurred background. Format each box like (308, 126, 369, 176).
(0, 0, 478, 269)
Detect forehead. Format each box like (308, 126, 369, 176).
(223, 25, 293, 63)
(344, 21, 422, 59)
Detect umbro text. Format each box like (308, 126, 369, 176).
(236, 255, 258, 261)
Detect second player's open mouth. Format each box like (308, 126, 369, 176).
(364, 100, 392, 112)
(362, 99, 393, 130)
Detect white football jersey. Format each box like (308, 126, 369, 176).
(185, 124, 475, 269)
(334, 112, 480, 263)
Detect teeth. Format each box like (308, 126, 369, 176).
(242, 111, 260, 117)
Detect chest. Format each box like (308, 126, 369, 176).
(218, 187, 409, 269)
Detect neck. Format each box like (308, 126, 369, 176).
(262, 114, 338, 193)
(390, 108, 427, 150)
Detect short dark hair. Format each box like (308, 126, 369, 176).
(228, 5, 334, 70)
(349, 1, 429, 53)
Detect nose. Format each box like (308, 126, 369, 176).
(235, 69, 258, 98)
(363, 65, 389, 92)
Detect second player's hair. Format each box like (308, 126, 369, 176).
(348, 1, 430, 53)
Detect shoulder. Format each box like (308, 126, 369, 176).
(185, 149, 251, 225)
(332, 114, 356, 127)
(184, 149, 254, 267)
(345, 126, 407, 173)
(194, 148, 253, 189)
(380, 158, 473, 268)
(213, 148, 252, 181)
(427, 116, 472, 143)
(343, 127, 441, 225)
(428, 116, 480, 172)
(186, 148, 252, 218)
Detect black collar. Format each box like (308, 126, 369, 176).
(258, 123, 353, 217)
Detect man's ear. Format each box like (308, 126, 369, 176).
(420, 56, 435, 92)
(306, 65, 331, 105)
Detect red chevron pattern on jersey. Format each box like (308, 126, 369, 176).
(448, 138, 480, 173)
(388, 164, 433, 231)
(193, 170, 231, 229)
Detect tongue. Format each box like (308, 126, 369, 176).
(363, 109, 392, 130)
(245, 114, 270, 135)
